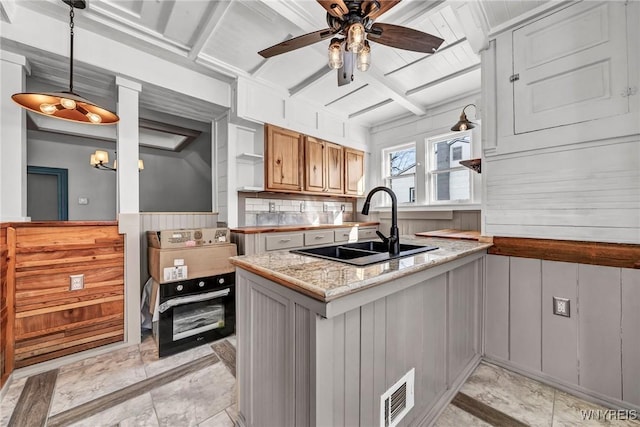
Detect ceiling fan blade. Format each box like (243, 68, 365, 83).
(368, 23, 444, 53)
(338, 51, 354, 86)
(316, 0, 348, 18)
(259, 28, 337, 58)
(364, 0, 401, 20)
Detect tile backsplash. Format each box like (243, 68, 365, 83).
(243, 197, 354, 226)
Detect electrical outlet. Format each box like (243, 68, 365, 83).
(269, 202, 276, 213)
(553, 297, 570, 317)
(300, 202, 305, 213)
(78, 197, 89, 205)
(323, 203, 328, 212)
(70, 274, 84, 291)
(341, 204, 345, 212)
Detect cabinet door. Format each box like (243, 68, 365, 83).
(325, 142, 344, 194)
(305, 136, 325, 193)
(344, 148, 365, 196)
(512, 2, 629, 134)
(265, 125, 303, 191)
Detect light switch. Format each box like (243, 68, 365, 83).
(78, 197, 89, 205)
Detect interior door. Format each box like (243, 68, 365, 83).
(27, 166, 68, 220)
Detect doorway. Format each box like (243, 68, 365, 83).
(27, 166, 68, 220)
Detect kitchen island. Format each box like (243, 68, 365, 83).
(229, 235, 492, 427)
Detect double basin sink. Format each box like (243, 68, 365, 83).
(291, 240, 438, 266)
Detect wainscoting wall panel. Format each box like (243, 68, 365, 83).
(541, 261, 578, 385)
(577, 264, 622, 399)
(484, 255, 509, 360)
(509, 257, 541, 372)
(622, 269, 640, 406)
(485, 252, 639, 409)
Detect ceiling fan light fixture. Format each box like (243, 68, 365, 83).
(11, 0, 119, 125)
(347, 22, 365, 53)
(328, 38, 344, 69)
(357, 40, 371, 72)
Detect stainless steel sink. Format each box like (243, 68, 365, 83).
(291, 241, 438, 266)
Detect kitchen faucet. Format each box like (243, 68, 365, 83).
(361, 186, 400, 256)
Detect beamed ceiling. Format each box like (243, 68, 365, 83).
(10, 0, 550, 128)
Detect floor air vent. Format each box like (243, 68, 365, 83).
(380, 368, 415, 427)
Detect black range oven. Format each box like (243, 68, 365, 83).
(154, 272, 235, 357)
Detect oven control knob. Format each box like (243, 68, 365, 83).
(176, 284, 184, 292)
(218, 277, 225, 284)
(198, 281, 205, 288)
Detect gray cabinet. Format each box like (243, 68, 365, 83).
(236, 253, 484, 427)
(232, 225, 378, 255)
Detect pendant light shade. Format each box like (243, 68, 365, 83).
(12, 91, 119, 124)
(11, 0, 119, 125)
(451, 104, 476, 131)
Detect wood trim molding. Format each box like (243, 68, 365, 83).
(488, 236, 640, 269)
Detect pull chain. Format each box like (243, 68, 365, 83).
(69, 5, 74, 92)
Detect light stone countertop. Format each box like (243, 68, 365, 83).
(229, 235, 493, 302)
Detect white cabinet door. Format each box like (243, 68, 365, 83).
(512, 2, 629, 134)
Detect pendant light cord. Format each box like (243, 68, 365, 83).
(69, 5, 74, 93)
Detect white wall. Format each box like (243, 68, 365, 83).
(368, 95, 482, 207)
(481, 1, 640, 244)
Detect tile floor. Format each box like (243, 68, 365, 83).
(1, 335, 638, 427)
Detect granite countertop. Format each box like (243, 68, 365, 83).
(229, 235, 492, 302)
(229, 222, 379, 234)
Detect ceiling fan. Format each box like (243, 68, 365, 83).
(258, 0, 445, 86)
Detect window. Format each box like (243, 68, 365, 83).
(379, 130, 476, 207)
(382, 143, 416, 204)
(428, 133, 471, 202)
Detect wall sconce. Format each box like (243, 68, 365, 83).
(90, 150, 144, 171)
(451, 104, 477, 131)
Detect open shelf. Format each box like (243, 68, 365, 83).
(236, 152, 264, 163)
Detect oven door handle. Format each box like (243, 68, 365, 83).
(158, 288, 231, 313)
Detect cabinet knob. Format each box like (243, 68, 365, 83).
(275, 159, 281, 165)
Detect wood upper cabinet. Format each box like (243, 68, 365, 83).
(304, 137, 344, 194)
(344, 147, 365, 196)
(265, 124, 304, 192)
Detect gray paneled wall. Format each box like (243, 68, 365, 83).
(366, 210, 481, 235)
(484, 255, 640, 409)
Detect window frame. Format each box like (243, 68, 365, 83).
(381, 142, 417, 206)
(377, 129, 478, 209)
(427, 131, 474, 205)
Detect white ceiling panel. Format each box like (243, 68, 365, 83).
(163, 1, 216, 46)
(407, 68, 481, 108)
(324, 85, 391, 116)
(199, 1, 298, 72)
(299, 73, 369, 107)
(253, 46, 328, 89)
(385, 40, 479, 92)
(480, 1, 548, 29)
(349, 100, 411, 127)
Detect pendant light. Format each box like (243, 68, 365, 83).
(11, 0, 119, 125)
